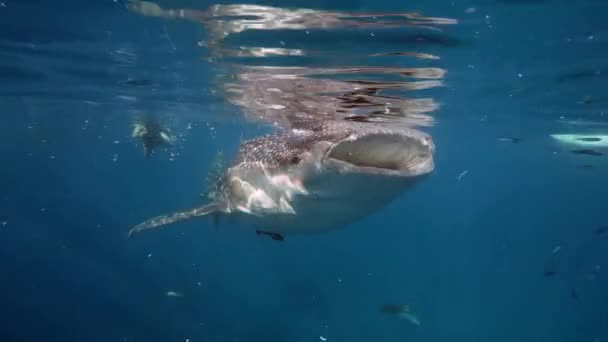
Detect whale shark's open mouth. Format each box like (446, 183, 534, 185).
(324, 130, 435, 176)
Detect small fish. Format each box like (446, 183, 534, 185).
(543, 256, 560, 278)
(457, 170, 468, 181)
(571, 149, 604, 156)
(569, 289, 579, 303)
(551, 245, 561, 254)
(544, 270, 557, 277)
(576, 164, 595, 170)
(379, 304, 421, 326)
(576, 95, 594, 105)
(256, 230, 285, 242)
(555, 69, 602, 83)
(497, 137, 521, 143)
(592, 226, 608, 236)
(166, 291, 183, 297)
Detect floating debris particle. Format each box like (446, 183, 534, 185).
(166, 291, 183, 297)
(551, 245, 561, 254)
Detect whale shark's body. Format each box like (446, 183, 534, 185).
(129, 120, 434, 239)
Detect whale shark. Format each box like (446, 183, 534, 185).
(128, 120, 434, 240)
(125, 1, 448, 241)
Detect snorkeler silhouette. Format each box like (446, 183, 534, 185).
(131, 118, 174, 158)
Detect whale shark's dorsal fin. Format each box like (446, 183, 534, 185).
(128, 203, 221, 238)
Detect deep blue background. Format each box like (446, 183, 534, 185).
(1, 0, 607, 341)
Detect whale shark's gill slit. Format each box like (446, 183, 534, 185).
(128, 203, 220, 238)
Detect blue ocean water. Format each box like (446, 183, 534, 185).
(1, 0, 607, 341)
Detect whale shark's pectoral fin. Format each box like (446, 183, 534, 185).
(128, 203, 220, 238)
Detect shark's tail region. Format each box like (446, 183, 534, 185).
(128, 203, 220, 237)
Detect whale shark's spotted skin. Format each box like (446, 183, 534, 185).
(234, 122, 345, 168)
